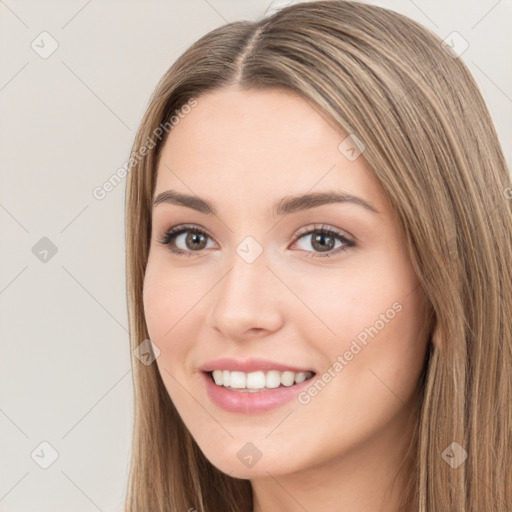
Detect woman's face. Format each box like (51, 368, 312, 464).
(143, 86, 430, 478)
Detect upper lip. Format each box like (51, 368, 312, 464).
(199, 357, 315, 374)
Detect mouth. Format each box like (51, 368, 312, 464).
(205, 369, 316, 392)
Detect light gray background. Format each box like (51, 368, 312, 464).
(0, 0, 510, 511)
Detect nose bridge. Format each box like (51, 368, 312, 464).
(206, 241, 282, 337)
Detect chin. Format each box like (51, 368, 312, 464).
(196, 438, 308, 480)
(208, 455, 287, 480)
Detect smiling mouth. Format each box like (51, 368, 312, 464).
(207, 369, 316, 392)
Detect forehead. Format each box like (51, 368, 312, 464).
(154, 87, 383, 212)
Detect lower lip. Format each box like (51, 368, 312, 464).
(201, 371, 314, 413)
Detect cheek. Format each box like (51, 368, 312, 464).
(142, 260, 195, 340)
(142, 260, 211, 382)
(142, 264, 212, 439)
(298, 249, 428, 390)
(325, 286, 427, 417)
(142, 263, 188, 371)
(290, 263, 405, 342)
(292, 288, 427, 457)
(142, 268, 168, 342)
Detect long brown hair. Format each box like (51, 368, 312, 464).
(124, 1, 512, 510)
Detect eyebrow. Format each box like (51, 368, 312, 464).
(152, 189, 379, 216)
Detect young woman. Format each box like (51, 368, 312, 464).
(123, 1, 512, 510)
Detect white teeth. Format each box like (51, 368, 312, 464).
(247, 371, 266, 389)
(294, 371, 307, 384)
(266, 370, 281, 389)
(229, 371, 246, 389)
(210, 369, 314, 390)
(280, 371, 295, 387)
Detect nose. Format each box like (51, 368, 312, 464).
(205, 249, 284, 341)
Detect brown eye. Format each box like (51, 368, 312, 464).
(184, 232, 208, 251)
(158, 225, 214, 255)
(293, 225, 355, 258)
(310, 232, 336, 252)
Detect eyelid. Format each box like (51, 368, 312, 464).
(293, 223, 353, 242)
(157, 223, 214, 247)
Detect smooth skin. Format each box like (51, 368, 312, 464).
(143, 86, 430, 512)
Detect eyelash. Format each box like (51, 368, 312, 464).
(157, 223, 355, 259)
